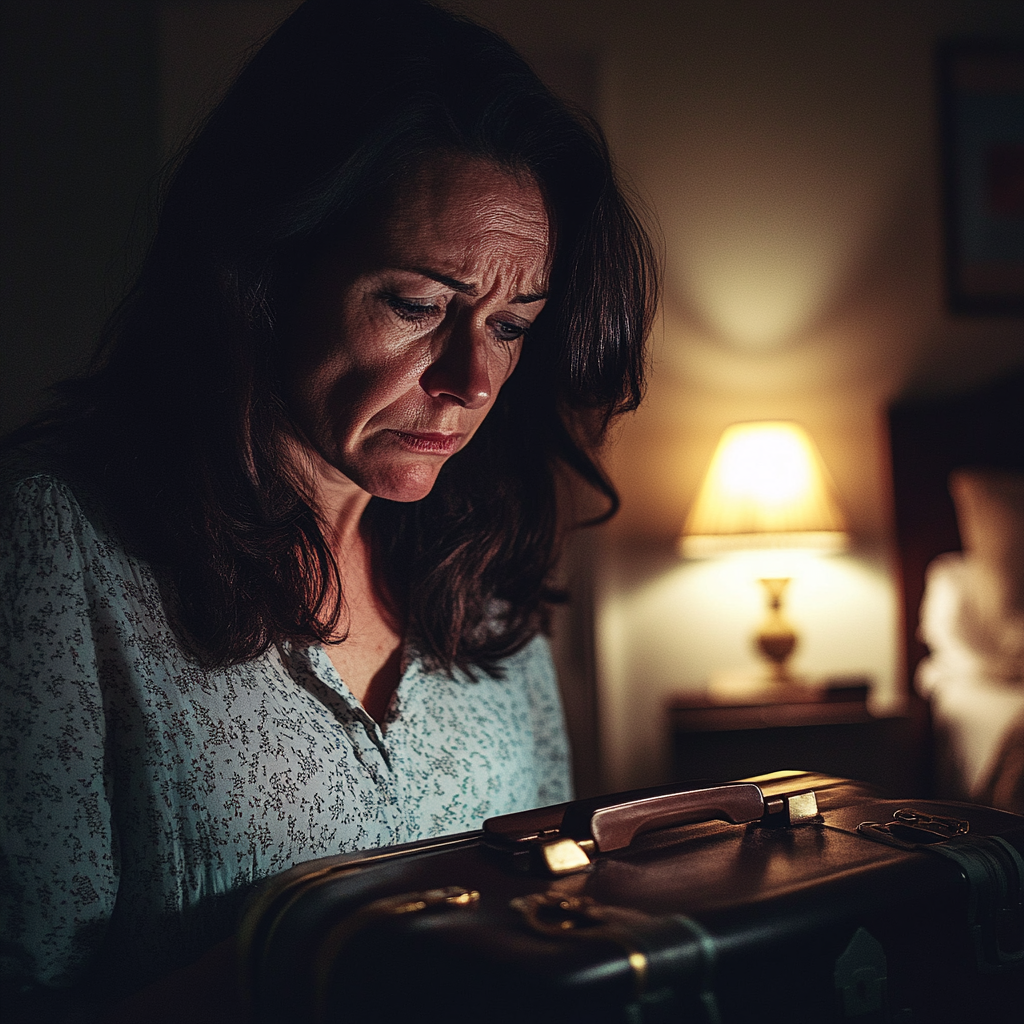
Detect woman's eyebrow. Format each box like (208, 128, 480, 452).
(407, 267, 547, 304)
(408, 267, 476, 294)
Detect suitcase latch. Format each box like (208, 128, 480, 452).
(534, 837, 594, 876)
(482, 831, 594, 876)
(510, 892, 724, 1015)
(761, 789, 820, 827)
(510, 894, 651, 996)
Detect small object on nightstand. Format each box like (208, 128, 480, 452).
(707, 669, 870, 706)
(817, 676, 873, 703)
(677, 673, 873, 733)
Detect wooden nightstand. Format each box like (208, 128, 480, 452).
(667, 678, 915, 794)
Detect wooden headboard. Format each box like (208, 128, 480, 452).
(888, 366, 1024, 741)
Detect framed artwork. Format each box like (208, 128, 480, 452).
(938, 40, 1024, 314)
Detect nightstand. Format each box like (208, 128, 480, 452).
(667, 678, 915, 794)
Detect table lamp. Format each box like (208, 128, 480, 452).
(679, 421, 848, 685)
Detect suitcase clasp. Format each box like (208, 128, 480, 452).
(509, 892, 724, 1016)
(510, 894, 651, 996)
(762, 789, 820, 826)
(533, 837, 595, 876)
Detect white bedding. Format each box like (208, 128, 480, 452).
(916, 551, 1024, 803)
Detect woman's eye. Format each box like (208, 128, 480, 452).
(492, 320, 529, 343)
(384, 295, 442, 322)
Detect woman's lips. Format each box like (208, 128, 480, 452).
(389, 430, 463, 455)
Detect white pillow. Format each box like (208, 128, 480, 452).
(917, 551, 1024, 799)
(951, 469, 1024, 619)
(917, 466, 1024, 687)
(917, 551, 1024, 689)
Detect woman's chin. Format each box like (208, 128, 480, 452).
(364, 462, 444, 503)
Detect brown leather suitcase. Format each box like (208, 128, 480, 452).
(238, 771, 1024, 1023)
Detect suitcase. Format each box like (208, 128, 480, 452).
(238, 771, 1024, 1023)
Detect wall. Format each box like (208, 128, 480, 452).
(4, 2, 1024, 795)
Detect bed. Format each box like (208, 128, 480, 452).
(889, 366, 1024, 812)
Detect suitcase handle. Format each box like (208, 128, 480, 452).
(485, 781, 766, 853)
(561, 783, 765, 852)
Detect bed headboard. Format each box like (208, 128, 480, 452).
(888, 366, 1024, 700)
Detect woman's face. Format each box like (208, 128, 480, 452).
(283, 154, 551, 504)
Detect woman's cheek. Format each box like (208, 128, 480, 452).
(497, 342, 523, 384)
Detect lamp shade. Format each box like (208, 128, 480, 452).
(680, 421, 848, 557)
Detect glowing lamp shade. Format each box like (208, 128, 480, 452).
(681, 421, 848, 557)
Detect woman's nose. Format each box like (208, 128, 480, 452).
(420, 316, 493, 410)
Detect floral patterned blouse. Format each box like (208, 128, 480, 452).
(0, 466, 571, 998)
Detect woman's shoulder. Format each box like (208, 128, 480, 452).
(0, 446, 124, 573)
(2, 446, 70, 494)
(1, 449, 94, 534)
(504, 632, 555, 678)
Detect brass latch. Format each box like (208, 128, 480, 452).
(510, 893, 650, 996)
(762, 789, 819, 826)
(533, 837, 594, 876)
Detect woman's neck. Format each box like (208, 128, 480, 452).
(283, 435, 372, 554)
(284, 435, 404, 720)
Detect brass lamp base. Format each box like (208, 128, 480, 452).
(755, 577, 798, 683)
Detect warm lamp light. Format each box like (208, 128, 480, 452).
(680, 421, 849, 685)
(680, 421, 848, 557)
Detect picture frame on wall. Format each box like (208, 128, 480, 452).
(938, 40, 1024, 315)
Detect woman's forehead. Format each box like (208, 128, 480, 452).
(373, 155, 552, 278)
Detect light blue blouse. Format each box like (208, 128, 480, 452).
(0, 468, 571, 996)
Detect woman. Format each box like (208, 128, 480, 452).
(0, 0, 657, 1018)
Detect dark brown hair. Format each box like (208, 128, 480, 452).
(16, 0, 659, 673)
